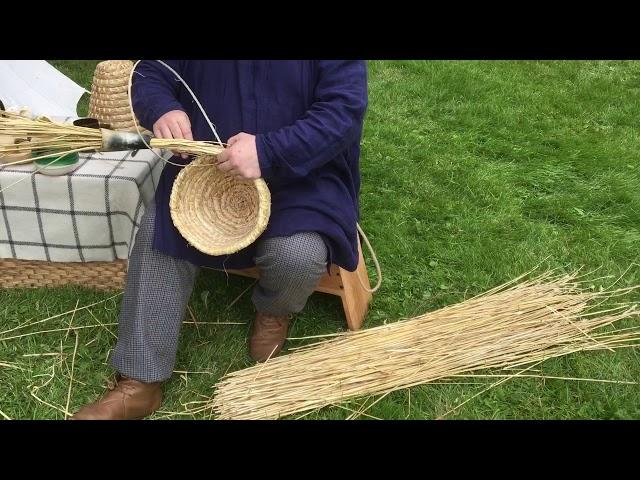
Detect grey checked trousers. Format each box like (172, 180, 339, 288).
(110, 202, 328, 383)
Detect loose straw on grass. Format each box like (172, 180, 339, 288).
(0, 293, 122, 336)
(186, 305, 201, 337)
(0, 361, 26, 371)
(22, 353, 60, 358)
(452, 373, 639, 385)
(208, 270, 640, 420)
(86, 309, 117, 339)
(64, 299, 80, 342)
(64, 331, 79, 420)
(0, 323, 118, 342)
(29, 389, 71, 418)
(183, 321, 246, 325)
(437, 359, 545, 419)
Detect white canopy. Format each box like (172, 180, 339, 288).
(0, 60, 89, 118)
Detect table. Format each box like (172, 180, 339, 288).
(0, 149, 167, 264)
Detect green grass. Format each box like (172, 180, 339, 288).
(47, 60, 99, 116)
(1, 60, 639, 420)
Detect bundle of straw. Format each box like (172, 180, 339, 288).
(0, 111, 225, 166)
(0, 111, 103, 163)
(149, 138, 225, 156)
(210, 270, 640, 419)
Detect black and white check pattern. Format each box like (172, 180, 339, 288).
(0, 149, 169, 262)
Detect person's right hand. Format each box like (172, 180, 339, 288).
(152, 110, 193, 159)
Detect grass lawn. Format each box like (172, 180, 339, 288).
(1, 60, 639, 420)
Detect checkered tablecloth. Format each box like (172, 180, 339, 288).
(0, 149, 169, 262)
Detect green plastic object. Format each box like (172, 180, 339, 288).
(33, 151, 80, 166)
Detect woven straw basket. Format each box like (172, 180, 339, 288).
(88, 60, 139, 131)
(0, 258, 127, 290)
(170, 155, 271, 256)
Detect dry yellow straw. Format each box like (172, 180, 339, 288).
(209, 269, 640, 420)
(148, 138, 225, 157)
(0, 110, 225, 165)
(0, 111, 102, 164)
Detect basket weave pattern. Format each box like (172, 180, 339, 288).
(170, 155, 271, 256)
(0, 258, 127, 291)
(88, 60, 138, 131)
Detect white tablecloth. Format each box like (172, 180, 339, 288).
(0, 149, 169, 262)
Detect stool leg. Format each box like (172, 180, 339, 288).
(339, 243, 372, 330)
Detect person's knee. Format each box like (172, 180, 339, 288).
(258, 232, 327, 279)
(253, 233, 328, 314)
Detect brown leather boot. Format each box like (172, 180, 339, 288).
(249, 312, 291, 362)
(69, 374, 163, 420)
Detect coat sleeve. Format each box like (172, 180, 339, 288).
(255, 60, 368, 181)
(131, 60, 186, 131)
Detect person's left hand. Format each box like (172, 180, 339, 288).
(216, 132, 262, 179)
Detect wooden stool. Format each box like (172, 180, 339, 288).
(225, 240, 373, 331)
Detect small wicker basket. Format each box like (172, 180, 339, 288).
(170, 155, 271, 256)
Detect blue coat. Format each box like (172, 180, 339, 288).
(132, 60, 368, 271)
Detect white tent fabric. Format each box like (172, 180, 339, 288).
(0, 60, 89, 118)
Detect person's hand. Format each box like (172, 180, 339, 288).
(216, 132, 262, 179)
(152, 110, 193, 159)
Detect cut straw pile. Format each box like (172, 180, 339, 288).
(210, 270, 640, 420)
